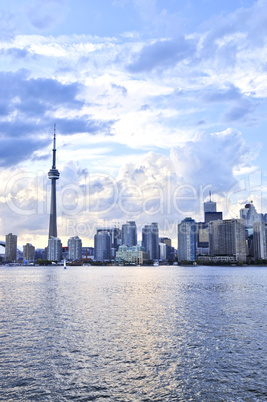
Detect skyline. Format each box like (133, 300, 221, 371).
(1, 0, 267, 248)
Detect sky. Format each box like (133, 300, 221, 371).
(0, 0, 267, 249)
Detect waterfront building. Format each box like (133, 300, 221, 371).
(209, 219, 246, 263)
(68, 236, 82, 261)
(94, 231, 111, 262)
(115, 245, 149, 265)
(204, 192, 223, 223)
(35, 248, 45, 260)
(253, 221, 267, 260)
(5, 233, 17, 262)
(178, 218, 196, 262)
(159, 237, 172, 260)
(48, 124, 60, 240)
(47, 237, 62, 261)
(240, 202, 259, 228)
(159, 242, 167, 260)
(142, 223, 159, 260)
(204, 195, 216, 213)
(121, 221, 137, 247)
(95, 227, 120, 259)
(23, 243, 35, 263)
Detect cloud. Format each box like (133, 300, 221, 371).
(27, 0, 68, 30)
(127, 37, 196, 73)
(0, 137, 49, 167)
(0, 70, 115, 167)
(170, 129, 257, 194)
(0, 11, 16, 40)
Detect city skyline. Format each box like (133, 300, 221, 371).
(1, 0, 267, 249)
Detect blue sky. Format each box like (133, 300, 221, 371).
(0, 0, 267, 248)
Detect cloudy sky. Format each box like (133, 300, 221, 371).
(0, 0, 267, 249)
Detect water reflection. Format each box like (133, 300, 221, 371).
(0, 265, 266, 400)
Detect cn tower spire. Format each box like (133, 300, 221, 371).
(48, 124, 60, 239)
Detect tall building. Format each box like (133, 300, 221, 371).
(5, 233, 17, 262)
(121, 221, 137, 247)
(142, 223, 159, 260)
(48, 124, 60, 239)
(209, 219, 246, 262)
(204, 192, 217, 213)
(240, 202, 259, 227)
(159, 237, 172, 260)
(23, 243, 35, 263)
(95, 227, 120, 259)
(253, 221, 267, 260)
(203, 192, 223, 223)
(94, 231, 111, 262)
(178, 218, 196, 262)
(68, 236, 82, 261)
(47, 237, 62, 261)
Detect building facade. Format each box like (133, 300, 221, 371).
(142, 222, 159, 260)
(68, 236, 82, 261)
(115, 245, 149, 265)
(23, 243, 35, 263)
(253, 221, 267, 260)
(209, 219, 246, 262)
(178, 218, 196, 262)
(5, 233, 17, 262)
(94, 231, 111, 262)
(47, 237, 62, 261)
(121, 221, 137, 247)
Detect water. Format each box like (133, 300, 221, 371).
(0, 265, 267, 401)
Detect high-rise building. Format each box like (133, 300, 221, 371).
(204, 192, 217, 213)
(159, 237, 172, 260)
(68, 236, 82, 261)
(34, 248, 45, 260)
(209, 219, 246, 262)
(204, 192, 222, 223)
(142, 223, 159, 260)
(5, 233, 17, 262)
(95, 227, 120, 259)
(178, 218, 196, 262)
(94, 231, 111, 262)
(23, 243, 35, 263)
(121, 221, 137, 247)
(253, 221, 267, 260)
(47, 237, 62, 261)
(48, 125, 60, 240)
(240, 202, 259, 228)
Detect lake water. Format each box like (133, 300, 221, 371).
(0, 265, 267, 401)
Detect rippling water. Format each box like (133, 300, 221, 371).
(0, 265, 267, 401)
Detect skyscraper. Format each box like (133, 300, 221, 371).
(23, 243, 35, 263)
(204, 191, 217, 213)
(68, 236, 82, 261)
(253, 221, 267, 260)
(48, 124, 60, 239)
(5, 233, 17, 262)
(178, 218, 196, 262)
(142, 222, 159, 260)
(204, 192, 222, 223)
(209, 219, 246, 262)
(95, 227, 121, 259)
(240, 202, 259, 227)
(121, 221, 137, 247)
(94, 231, 111, 262)
(47, 237, 62, 261)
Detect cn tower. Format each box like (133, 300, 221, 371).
(48, 124, 60, 239)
